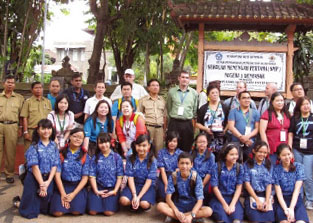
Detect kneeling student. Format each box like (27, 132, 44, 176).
(157, 152, 212, 223)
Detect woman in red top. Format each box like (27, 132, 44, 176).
(259, 92, 290, 163)
(116, 100, 146, 157)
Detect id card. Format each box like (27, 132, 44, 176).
(280, 130, 286, 141)
(178, 106, 184, 116)
(300, 138, 308, 149)
(245, 126, 252, 135)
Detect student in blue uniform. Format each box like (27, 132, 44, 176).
(120, 134, 157, 211)
(19, 119, 59, 219)
(209, 143, 244, 223)
(157, 152, 212, 223)
(273, 143, 309, 223)
(87, 132, 124, 215)
(50, 128, 89, 216)
(244, 141, 275, 222)
(83, 100, 114, 156)
(191, 132, 215, 205)
(157, 131, 183, 201)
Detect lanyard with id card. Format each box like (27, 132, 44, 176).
(300, 117, 310, 149)
(242, 108, 252, 136)
(178, 90, 189, 116)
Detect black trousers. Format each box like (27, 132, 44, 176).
(168, 118, 194, 153)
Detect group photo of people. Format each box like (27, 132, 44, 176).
(1, 67, 313, 223)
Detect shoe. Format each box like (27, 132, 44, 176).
(192, 218, 204, 223)
(164, 216, 173, 223)
(6, 177, 14, 184)
(12, 196, 20, 208)
(305, 200, 313, 210)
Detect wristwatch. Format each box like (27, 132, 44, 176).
(191, 212, 196, 219)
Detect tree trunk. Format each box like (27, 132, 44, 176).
(179, 32, 192, 70)
(144, 43, 150, 86)
(88, 19, 107, 84)
(2, 1, 9, 80)
(16, 0, 31, 77)
(160, 40, 164, 81)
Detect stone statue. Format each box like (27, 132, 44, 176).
(52, 56, 75, 86)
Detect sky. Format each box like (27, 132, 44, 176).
(45, 0, 92, 49)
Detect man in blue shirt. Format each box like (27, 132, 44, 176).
(228, 91, 260, 162)
(47, 79, 61, 110)
(62, 73, 89, 127)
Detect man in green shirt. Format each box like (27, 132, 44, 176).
(167, 70, 198, 152)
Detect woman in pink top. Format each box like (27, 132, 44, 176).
(259, 92, 290, 163)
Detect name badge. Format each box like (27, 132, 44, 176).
(177, 106, 184, 116)
(300, 138, 308, 149)
(245, 126, 252, 135)
(280, 130, 286, 141)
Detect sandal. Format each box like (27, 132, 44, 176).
(12, 196, 20, 208)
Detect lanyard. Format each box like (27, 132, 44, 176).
(72, 88, 84, 102)
(57, 114, 66, 133)
(301, 116, 309, 136)
(209, 102, 220, 126)
(241, 108, 251, 125)
(179, 90, 189, 104)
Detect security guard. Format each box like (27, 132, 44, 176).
(21, 81, 52, 151)
(0, 75, 24, 183)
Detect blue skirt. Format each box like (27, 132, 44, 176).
(276, 195, 309, 222)
(156, 176, 166, 202)
(209, 194, 244, 223)
(174, 199, 197, 213)
(87, 185, 119, 213)
(50, 180, 87, 214)
(19, 172, 54, 219)
(244, 196, 275, 222)
(121, 184, 156, 205)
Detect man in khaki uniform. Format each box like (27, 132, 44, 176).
(21, 81, 52, 151)
(138, 79, 166, 153)
(0, 75, 24, 183)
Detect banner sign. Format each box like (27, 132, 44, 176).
(203, 51, 286, 92)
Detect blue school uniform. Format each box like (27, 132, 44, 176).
(273, 162, 309, 222)
(209, 162, 244, 223)
(156, 148, 183, 200)
(243, 161, 275, 222)
(50, 148, 90, 215)
(84, 117, 114, 143)
(87, 151, 124, 213)
(19, 141, 59, 219)
(193, 151, 215, 204)
(121, 155, 157, 205)
(167, 170, 204, 213)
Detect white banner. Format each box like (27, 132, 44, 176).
(203, 51, 286, 92)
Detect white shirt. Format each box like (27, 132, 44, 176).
(84, 95, 112, 115)
(110, 83, 148, 101)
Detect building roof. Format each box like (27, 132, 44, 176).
(169, 0, 313, 32)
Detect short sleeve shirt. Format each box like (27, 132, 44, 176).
(193, 151, 215, 178)
(289, 115, 313, 154)
(157, 148, 183, 173)
(228, 107, 260, 142)
(89, 151, 124, 188)
(26, 140, 59, 174)
(210, 162, 244, 195)
(57, 148, 90, 182)
(84, 95, 112, 115)
(125, 156, 157, 185)
(84, 117, 114, 142)
(273, 162, 305, 195)
(167, 171, 204, 201)
(0, 91, 24, 122)
(243, 161, 273, 192)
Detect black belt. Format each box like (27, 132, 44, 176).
(146, 124, 163, 128)
(0, 121, 17, 124)
(171, 118, 191, 122)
